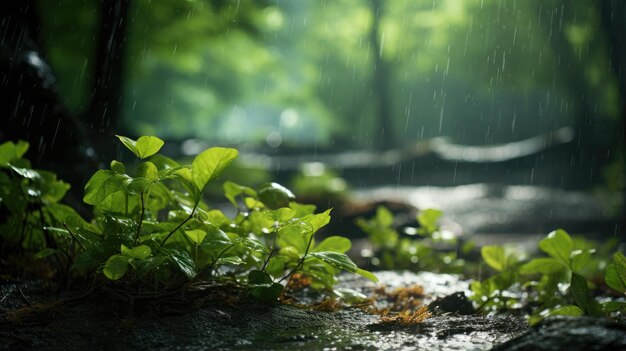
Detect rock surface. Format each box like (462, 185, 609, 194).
(4, 272, 624, 350)
(0, 271, 521, 350)
(493, 316, 626, 351)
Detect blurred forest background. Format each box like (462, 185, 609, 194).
(1, 0, 624, 233)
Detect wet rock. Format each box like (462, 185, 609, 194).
(493, 316, 626, 351)
(1, 271, 529, 350)
(428, 291, 475, 315)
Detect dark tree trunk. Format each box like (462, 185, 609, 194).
(86, 0, 131, 164)
(369, 0, 393, 151)
(600, 0, 626, 233)
(541, 3, 617, 186)
(0, 1, 88, 185)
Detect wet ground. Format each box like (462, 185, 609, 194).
(353, 184, 620, 237)
(1, 271, 527, 350)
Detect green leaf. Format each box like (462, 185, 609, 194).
(110, 160, 125, 174)
(289, 202, 316, 217)
(185, 229, 207, 245)
(520, 258, 565, 275)
(258, 182, 296, 210)
(481, 246, 506, 272)
(333, 288, 367, 304)
(250, 282, 283, 303)
(83, 170, 129, 205)
(549, 305, 584, 317)
(375, 206, 394, 227)
(166, 248, 196, 278)
(248, 269, 273, 284)
(306, 209, 332, 232)
(601, 301, 626, 313)
(103, 254, 131, 280)
(10, 166, 40, 180)
(571, 249, 595, 273)
(538, 229, 573, 267)
(135, 136, 165, 159)
(191, 147, 238, 192)
(0, 140, 29, 166)
(277, 227, 309, 254)
(356, 268, 379, 282)
(309, 251, 357, 273)
(138, 161, 159, 181)
(116, 135, 164, 159)
(216, 256, 244, 266)
(248, 270, 282, 302)
(570, 272, 601, 315)
(605, 263, 626, 294)
(34, 248, 59, 259)
(150, 154, 180, 174)
(201, 225, 232, 250)
(223, 181, 257, 207)
(265, 255, 289, 277)
(417, 208, 442, 234)
(120, 244, 152, 260)
(313, 236, 351, 253)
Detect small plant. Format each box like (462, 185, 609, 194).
(470, 228, 626, 324)
(12, 135, 376, 302)
(356, 206, 465, 272)
(0, 140, 82, 267)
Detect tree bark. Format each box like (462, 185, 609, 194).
(0, 1, 86, 174)
(369, 0, 393, 150)
(86, 0, 131, 164)
(600, 0, 626, 233)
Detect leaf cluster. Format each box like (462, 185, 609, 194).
(1, 136, 377, 303)
(356, 206, 466, 273)
(0, 141, 82, 265)
(470, 229, 625, 324)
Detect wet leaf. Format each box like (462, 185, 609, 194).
(110, 160, 125, 174)
(83, 170, 129, 205)
(520, 258, 564, 275)
(313, 236, 351, 254)
(191, 147, 238, 192)
(116, 135, 164, 159)
(538, 229, 573, 267)
(481, 246, 506, 272)
(185, 229, 207, 245)
(121, 244, 152, 260)
(309, 251, 357, 273)
(258, 182, 295, 210)
(103, 254, 130, 280)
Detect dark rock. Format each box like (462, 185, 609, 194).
(428, 291, 475, 315)
(493, 316, 626, 351)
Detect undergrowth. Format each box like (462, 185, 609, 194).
(0, 136, 376, 304)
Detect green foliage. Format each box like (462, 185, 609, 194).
(469, 228, 625, 324)
(357, 206, 464, 273)
(0, 137, 375, 303)
(0, 141, 82, 259)
(290, 166, 348, 203)
(605, 252, 626, 294)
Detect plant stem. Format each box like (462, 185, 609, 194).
(62, 223, 86, 251)
(195, 244, 234, 280)
(261, 231, 277, 272)
(159, 201, 198, 248)
(278, 232, 314, 283)
(134, 191, 145, 246)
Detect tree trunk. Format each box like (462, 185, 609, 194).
(86, 0, 131, 164)
(0, 1, 87, 181)
(600, 0, 626, 234)
(369, 0, 393, 150)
